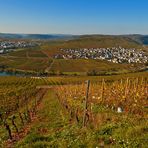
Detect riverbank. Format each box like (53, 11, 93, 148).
(0, 66, 147, 77)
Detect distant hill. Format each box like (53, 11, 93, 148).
(0, 33, 74, 40)
(123, 34, 148, 45)
(1, 33, 148, 46)
(72, 35, 141, 48)
(42, 35, 147, 58)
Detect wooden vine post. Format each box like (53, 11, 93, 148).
(101, 79, 105, 102)
(83, 80, 90, 127)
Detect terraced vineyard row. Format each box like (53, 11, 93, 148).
(55, 77, 148, 126)
(0, 77, 48, 146)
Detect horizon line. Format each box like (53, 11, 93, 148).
(0, 32, 148, 36)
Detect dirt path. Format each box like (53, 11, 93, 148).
(26, 51, 29, 59)
(45, 59, 55, 72)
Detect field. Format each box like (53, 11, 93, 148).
(0, 55, 138, 75)
(0, 56, 51, 72)
(0, 50, 146, 75)
(0, 55, 143, 75)
(0, 72, 147, 147)
(49, 59, 142, 74)
(8, 48, 48, 58)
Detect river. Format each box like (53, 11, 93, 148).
(0, 71, 23, 76)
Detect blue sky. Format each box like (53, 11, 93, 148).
(0, 0, 148, 35)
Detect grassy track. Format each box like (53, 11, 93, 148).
(15, 90, 70, 147)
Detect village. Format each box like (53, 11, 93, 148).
(0, 40, 37, 54)
(55, 47, 148, 64)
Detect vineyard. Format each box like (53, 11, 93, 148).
(0, 75, 148, 147)
(55, 78, 148, 125)
(0, 77, 48, 146)
(54, 78, 148, 147)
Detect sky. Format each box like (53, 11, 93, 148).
(0, 0, 148, 35)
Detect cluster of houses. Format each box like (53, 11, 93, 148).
(0, 41, 37, 54)
(54, 47, 148, 64)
